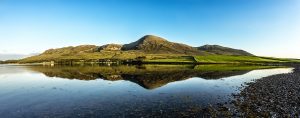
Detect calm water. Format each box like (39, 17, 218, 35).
(0, 64, 292, 118)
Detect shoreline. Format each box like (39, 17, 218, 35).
(211, 65, 300, 117)
(1, 61, 297, 66)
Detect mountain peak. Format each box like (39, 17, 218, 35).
(140, 35, 167, 41)
(121, 35, 168, 51)
(122, 35, 203, 54)
(135, 35, 168, 45)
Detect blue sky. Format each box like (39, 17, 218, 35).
(0, 0, 299, 58)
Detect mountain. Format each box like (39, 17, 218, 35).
(18, 35, 256, 63)
(197, 45, 253, 56)
(122, 35, 205, 55)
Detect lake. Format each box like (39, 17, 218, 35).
(0, 64, 292, 117)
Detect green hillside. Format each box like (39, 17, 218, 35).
(197, 45, 253, 56)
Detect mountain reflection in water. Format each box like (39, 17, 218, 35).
(0, 64, 292, 118)
(26, 64, 275, 89)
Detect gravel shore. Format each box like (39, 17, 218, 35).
(226, 66, 300, 117)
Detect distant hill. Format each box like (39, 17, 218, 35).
(0, 53, 38, 61)
(43, 45, 98, 55)
(18, 35, 257, 63)
(197, 45, 253, 56)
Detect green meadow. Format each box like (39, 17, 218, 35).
(142, 55, 300, 64)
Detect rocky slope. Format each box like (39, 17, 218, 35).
(98, 44, 122, 51)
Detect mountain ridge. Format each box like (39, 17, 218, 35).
(19, 35, 256, 63)
(39, 35, 252, 56)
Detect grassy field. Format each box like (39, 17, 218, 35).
(19, 51, 195, 63)
(19, 51, 145, 63)
(194, 64, 280, 71)
(143, 56, 196, 63)
(260, 57, 300, 63)
(144, 55, 300, 64)
(193, 55, 300, 64)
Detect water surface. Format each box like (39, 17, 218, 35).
(0, 64, 292, 117)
